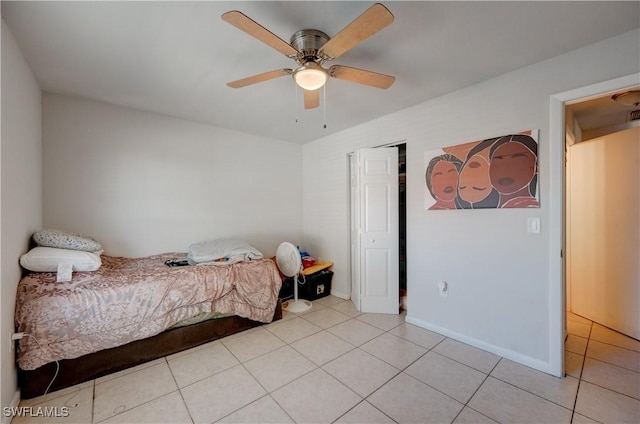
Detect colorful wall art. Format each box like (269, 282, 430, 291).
(424, 130, 539, 210)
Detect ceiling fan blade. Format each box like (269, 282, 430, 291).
(227, 69, 292, 88)
(320, 3, 394, 59)
(329, 65, 395, 89)
(304, 89, 320, 109)
(222, 10, 299, 58)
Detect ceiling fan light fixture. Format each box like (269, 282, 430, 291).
(293, 62, 328, 91)
(611, 90, 640, 107)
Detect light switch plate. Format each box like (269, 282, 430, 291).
(527, 217, 541, 234)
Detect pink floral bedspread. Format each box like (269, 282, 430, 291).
(15, 253, 282, 370)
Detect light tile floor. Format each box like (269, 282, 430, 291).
(14, 297, 640, 424)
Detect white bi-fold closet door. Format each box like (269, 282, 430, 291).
(350, 147, 399, 314)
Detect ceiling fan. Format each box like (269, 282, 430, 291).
(222, 3, 395, 110)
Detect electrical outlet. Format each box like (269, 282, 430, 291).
(10, 332, 25, 352)
(437, 281, 448, 297)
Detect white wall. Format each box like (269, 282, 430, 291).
(302, 29, 640, 374)
(1, 20, 42, 417)
(568, 127, 639, 339)
(43, 94, 303, 258)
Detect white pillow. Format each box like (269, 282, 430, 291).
(33, 229, 102, 252)
(20, 247, 102, 272)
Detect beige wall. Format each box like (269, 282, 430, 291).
(568, 127, 640, 339)
(1, 20, 42, 416)
(42, 94, 303, 258)
(302, 29, 640, 374)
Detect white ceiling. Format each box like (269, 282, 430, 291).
(3, 1, 639, 144)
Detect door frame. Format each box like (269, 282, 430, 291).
(548, 73, 639, 377)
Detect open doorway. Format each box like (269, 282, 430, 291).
(565, 92, 639, 339)
(548, 73, 640, 377)
(398, 143, 407, 311)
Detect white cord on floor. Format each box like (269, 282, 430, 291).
(24, 334, 60, 400)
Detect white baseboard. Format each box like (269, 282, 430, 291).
(2, 390, 21, 424)
(329, 289, 349, 300)
(405, 314, 554, 376)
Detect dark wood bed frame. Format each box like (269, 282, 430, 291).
(19, 299, 282, 399)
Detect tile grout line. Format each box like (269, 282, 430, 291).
(226, 303, 357, 424)
(583, 341, 640, 372)
(276, 322, 369, 424)
(91, 380, 96, 424)
(448, 354, 503, 424)
(374, 331, 492, 423)
(296, 303, 406, 423)
(487, 371, 577, 416)
(92, 358, 185, 424)
(165, 356, 196, 424)
(426, 343, 498, 375)
(569, 319, 593, 423)
(312, 307, 500, 423)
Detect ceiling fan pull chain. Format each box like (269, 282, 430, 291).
(323, 84, 327, 129)
(295, 83, 299, 123)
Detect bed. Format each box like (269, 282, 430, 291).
(15, 252, 283, 399)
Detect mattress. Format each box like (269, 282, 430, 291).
(15, 253, 281, 370)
